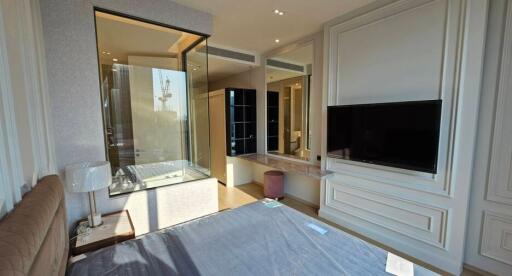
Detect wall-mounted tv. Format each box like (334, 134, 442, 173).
(327, 100, 442, 174)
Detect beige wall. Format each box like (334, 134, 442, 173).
(251, 162, 320, 206)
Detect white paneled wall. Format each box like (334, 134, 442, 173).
(465, 1, 512, 275)
(0, 0, 56, 215)
(320, 0, 487, 274)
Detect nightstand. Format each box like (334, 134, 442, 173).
(71, 210, 135, 255)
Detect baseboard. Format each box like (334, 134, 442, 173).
(462, 264, 495, 276)
(282, 193, 320, 209)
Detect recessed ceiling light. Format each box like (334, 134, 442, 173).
(193, 68, 197, 71)
(106, 52, 111, 55)
(112, 58, 118, 62)
(275, 39, 280, 43)
(274, 9, 284, 15)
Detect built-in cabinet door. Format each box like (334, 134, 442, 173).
(209, 91, 227, 184)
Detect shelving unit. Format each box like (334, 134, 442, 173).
(225, 88, 257, 156)
(267, 91, 279, 151)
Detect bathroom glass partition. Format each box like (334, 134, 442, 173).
(94, 10, 210, 196)
(184, 39, 210, 175)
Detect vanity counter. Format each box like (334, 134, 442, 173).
(237, 154, 332, 179)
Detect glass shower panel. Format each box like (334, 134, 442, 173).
(184, 39, 210, 175)
(127, 63, 187, 186)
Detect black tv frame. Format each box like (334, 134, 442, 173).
(326, 99, 442, 174)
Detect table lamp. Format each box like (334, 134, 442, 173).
(65, 161, 112, 227)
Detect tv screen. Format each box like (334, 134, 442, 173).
(327, 100, 442, 173)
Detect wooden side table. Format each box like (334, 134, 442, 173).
(71, 210, 135, 255)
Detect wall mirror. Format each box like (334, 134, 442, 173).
(266, 43, 313, 161)
(94, 10, 210, 196)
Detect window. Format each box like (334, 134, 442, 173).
(94, 10, 210, 196)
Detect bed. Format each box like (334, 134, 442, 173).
(0, 175, 68, 276)
(0, 176, 437, 276)
(68, 200, 437, 276)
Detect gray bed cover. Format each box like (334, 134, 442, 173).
(68, 200, 437, 276)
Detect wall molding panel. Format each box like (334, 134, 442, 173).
(325, 177, 448, 249)
(486, 0, 512, 206)
(325, 0, 464, 197)
(481, 211, 512, 266)
(320, 0, 488, 274)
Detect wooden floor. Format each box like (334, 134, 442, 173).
(217, 182, 483, 276)
(218, 182, 317, 217)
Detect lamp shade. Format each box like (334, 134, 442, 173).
(65, 161, 112, 193)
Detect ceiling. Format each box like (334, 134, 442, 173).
(271, 43, 313, 65)
(95, 11, 201, 64)
(208, 57, 256, 82)
(172, 0, 374, 54)
(96, 1, 375, 83)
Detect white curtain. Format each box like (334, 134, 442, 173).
(0, 0, 56, 216)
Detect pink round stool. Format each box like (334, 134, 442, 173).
(264, 170, 284, 200)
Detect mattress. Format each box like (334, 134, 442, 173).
(67, 200, 437, 276)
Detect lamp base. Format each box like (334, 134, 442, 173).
(88, 213, 103, 228)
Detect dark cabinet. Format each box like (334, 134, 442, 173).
(225, 88, 257, 156)
(267, 91, 279, 151)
